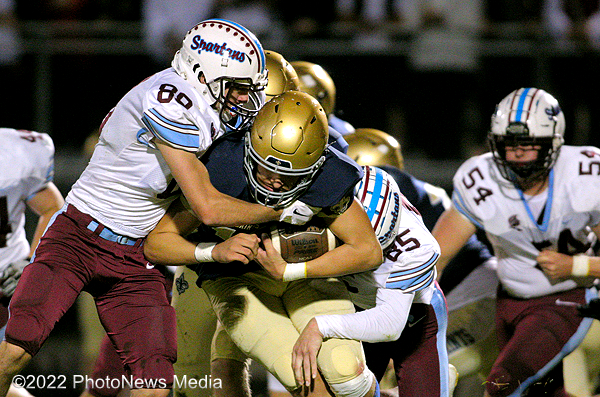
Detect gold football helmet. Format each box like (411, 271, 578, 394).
(244, 91, 328, 207)
(265, 51, 300, 100)
(290, 61, 336, 116)
(345, 128, 404, 170)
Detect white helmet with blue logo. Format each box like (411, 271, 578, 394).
(172, 19, 268, 130)
(354, 166, 402, 249)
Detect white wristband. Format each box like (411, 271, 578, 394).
(194, 243, 216, 263)
(283, 262, 307, 282)
(572, 255, 590, 277)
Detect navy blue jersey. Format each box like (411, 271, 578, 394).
(190, 130, 362, 282)
(380, 165, 492, 294)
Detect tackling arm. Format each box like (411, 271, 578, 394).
(158, 142, 281, 227)
(432, 206, 477, 277)
(315, 288, 414, 342)
(144, 198, 260, 266)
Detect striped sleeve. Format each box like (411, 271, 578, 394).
(142, 107, 201, 152)
(386, 251, 439, 292)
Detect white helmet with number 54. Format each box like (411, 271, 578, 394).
(172, 19, 268, 130)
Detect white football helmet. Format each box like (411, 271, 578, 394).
(172, 19, 268, 130)
(354, 165, 402, 250)
(244, 91, 328, 208)
(489, 87, 565, 185)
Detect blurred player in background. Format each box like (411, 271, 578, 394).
(292, 165, 451, 397)
(345, 128, 496, 396)
(291, 60, 353, 153)
(0, 18, 318, 397)
(432, 87, 597, 396)
(0, 128, 64, 397)
(144, 90, 383, 397)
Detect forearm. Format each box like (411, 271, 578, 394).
(159, 141, 280, 227)
(27, 183, 64, 258)
(304, 243, 382, 278)
(29, 213, 53, 258)
(145, 231, 199, 266)
(315, 288, 413, 342)
(188, 191, 280, 227)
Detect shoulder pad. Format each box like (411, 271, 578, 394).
(300, 147, 362, 209)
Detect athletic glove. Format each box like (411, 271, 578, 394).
(279, 200, 320, 225)
(577, 298, 600, 320)
(0, 258, 30, 298)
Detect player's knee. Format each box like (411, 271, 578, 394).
(316, 339, 376, 397)
(317, 339, 364, 383)
(328, 367, 377, 397)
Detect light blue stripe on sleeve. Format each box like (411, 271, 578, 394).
(387, 270, 434, 291)
(141, 112, 199, 149)
(389, 252, 438, 278)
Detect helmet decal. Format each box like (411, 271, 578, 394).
(189, 19, 265, 72)
(172, 19, 267, 131)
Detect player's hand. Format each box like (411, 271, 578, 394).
(212, 233, 260, 264)
(279, 200, 319, 225)
(578, 298, 600, 320)
(292, 318, 323, 387)
(256, 233, 287, 280)
(537, 250, 573, 279)
(0, 259, 30, 298)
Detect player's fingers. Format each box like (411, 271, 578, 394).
(260, 233, 275, 253)
(292, 349, 305, 385)
(308, 349, 318, 381)
(302, 351, 312, 387)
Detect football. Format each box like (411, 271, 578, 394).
(270, 218, 339, 263)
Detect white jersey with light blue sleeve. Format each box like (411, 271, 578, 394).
(451, 146, 600, 298)
(66, 68, 223, 238)
(315, 196, 441, 342)
(0, 128, 55, 271)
